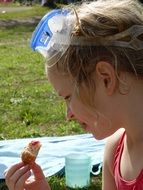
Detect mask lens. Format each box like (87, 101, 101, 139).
(30, 9, 70, 58)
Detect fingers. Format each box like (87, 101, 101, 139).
(4, 162, 31, 190)
(4, 162, 24, 178)
(14, 170, 31, 190)
(30, 162, 45, 180)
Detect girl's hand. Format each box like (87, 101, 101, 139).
(4, 162, 51, 190)
(4, 162, 31, 190)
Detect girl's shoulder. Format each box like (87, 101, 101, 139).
(104, 128, 125, 175)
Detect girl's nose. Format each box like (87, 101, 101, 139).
(66, 107, 74, 120)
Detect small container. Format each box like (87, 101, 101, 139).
(65, 153, 91, 188)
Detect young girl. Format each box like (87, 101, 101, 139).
(4, 0, 143, 189)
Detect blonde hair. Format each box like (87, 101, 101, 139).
(47, 0, 143, 105)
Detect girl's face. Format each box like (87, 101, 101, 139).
(48, 69, 118, 140)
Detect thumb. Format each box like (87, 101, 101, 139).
(30, 162, 45, 180)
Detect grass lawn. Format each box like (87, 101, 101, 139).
(0, 3, 51, 19)
(0, 4, 102, 189)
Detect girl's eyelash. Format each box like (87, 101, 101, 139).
(65, 96, 71, 100)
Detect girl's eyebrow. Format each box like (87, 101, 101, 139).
(58, 93, 70, 100)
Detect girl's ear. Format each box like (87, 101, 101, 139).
(96, 61, 117, 95)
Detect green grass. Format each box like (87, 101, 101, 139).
(0, 6, 102, 189)
(0, 25, 84, 139)
(0, 4, 51, 19)
(48, 175, 102, 190)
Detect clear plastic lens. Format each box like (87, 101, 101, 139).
(30, 9, 75, 59)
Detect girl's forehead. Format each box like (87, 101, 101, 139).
(48, 69, 71, 83)
(48, 70, 74, 95)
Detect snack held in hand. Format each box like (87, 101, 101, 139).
(21, 140, 41, 164)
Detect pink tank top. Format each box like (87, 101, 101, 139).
(113, 131, 143, 190)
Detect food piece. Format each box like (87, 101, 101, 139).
(21, 140, 41, 164)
